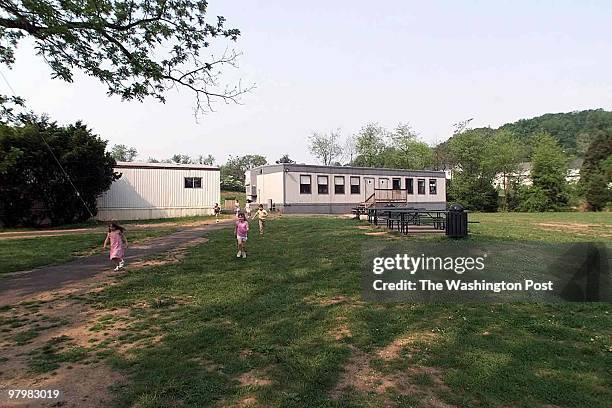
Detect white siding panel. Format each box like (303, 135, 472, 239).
(284, 171, 446, 204)
(255, 172, 284, 205)
(96, 167, 220, 220)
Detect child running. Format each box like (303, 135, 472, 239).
(235, 212, 249, 258)
(213, 203, 221, 223)
(245, 199, 252, 218)
(234, 202, 241, 219)
(252, 204, 268, 236)
(103, 222, 128, 271)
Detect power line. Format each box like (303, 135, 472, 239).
(0, 69, 95, 218)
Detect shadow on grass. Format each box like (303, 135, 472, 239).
(87, 218, 611, 408)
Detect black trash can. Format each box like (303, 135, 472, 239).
(446, 204, 468, 238)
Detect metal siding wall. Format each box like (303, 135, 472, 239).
(282, 171, 447, 205)
(96, 167, 219, 220)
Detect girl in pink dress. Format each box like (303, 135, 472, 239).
(235, 213, 249, 258)
(103, 222, 128, 271)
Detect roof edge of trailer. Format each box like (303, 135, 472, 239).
(247, 163, 445, 176)
(114, 161, 220, 171)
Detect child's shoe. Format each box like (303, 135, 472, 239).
(236, 251, 241, 258)
(119, 260, 125, 268)
(242, 251, 247, 258)
(113, 266, 120, 271)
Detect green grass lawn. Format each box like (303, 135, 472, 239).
(70, 213, 612, 407)
(0, 215, 228, 275)
(0, 228, 177, 275)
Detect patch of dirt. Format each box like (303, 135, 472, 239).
(237, 370, 273, 387)
(330, 333, 453, 407)
(331, 317, 353, 341)
(536, 222, 612, 237)
(377, 332, 437, 361)
(0, 364, 125, 408)
(237, 396, 258, 407)
(129, 237, 208, 268)
(0, 235, 212, 408)
(364, 231, 390, 236)
(0, 218, 224, 240)
(303, 294, 365, 308)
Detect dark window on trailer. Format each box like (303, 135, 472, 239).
(392, 178, 401, 190)
(406, 178, 414, 194)
(334, 176, 345, 194)
(317, 175, 329, 194)
(417, 179, 426, 194)
(184, 177, 202, 188)
(429, 179, 437, 194)
(300, 175, 311, 194)
(350, 176, 361, 194)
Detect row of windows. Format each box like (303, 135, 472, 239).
(299, 175, 438, 195)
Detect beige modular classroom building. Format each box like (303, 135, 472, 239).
(245, 164, 446, 214)
(96, 162, 220, 221)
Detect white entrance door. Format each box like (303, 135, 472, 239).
(379, 178, 389, 189)
(364, 177, 375, 199)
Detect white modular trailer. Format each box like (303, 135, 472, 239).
(96, 162, 220, 221)
(246, 164, 446, 214)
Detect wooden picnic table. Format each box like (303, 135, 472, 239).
(367, 207, 447, 234)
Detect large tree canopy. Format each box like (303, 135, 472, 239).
(0, 115, 118, 226)
(0, 0, 248, 113)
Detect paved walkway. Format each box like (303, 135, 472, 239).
(0, 221, 232, 306)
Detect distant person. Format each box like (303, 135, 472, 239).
(234, 202, 240, 219)
(252, 204, 268, 236)
(235, 212, 249, 258)
(245, 199, 252, 218)
(213, 203, 221, 223)
(103, 222, 128, 271)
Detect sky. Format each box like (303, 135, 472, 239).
(1, 0, 611, 164)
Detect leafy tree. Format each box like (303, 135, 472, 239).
(220, 175, 244, 191)
(352, 123, 387, 167)
(0, 0, 249, 114)
(584, 172, 609, 211)
(447, 128, 500, 211)
(220, 154, 267, 190)
(520, 133, 568, 211)
(308, 131, 343, 166)
(171, 154, 192, 164)
(194, 154, 215, 165)
(388, 123, 433, 170)
(580, 131, 612, 210)
(0, 116, 117, 226)
(486, 130, 524, 210)
(110, 144, 137, 162)
(447, 174, 498, 212)
(276, 154, 295, 164)
(499, 109, 612, 156)
(448, 127, 496, 176)
(342, 135, 357, 165)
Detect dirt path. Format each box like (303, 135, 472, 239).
(0, 220, 232, 408)
(0, 218, 231, 240)
(0, 220, 232, 306)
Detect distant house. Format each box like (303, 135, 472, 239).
(96, 162, 220, 221)
(492, 159, 583, 189)
(245, 164, 447, 213)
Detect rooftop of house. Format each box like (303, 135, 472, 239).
(115, 161, 219, 171)
(247, 163, 446, 176)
